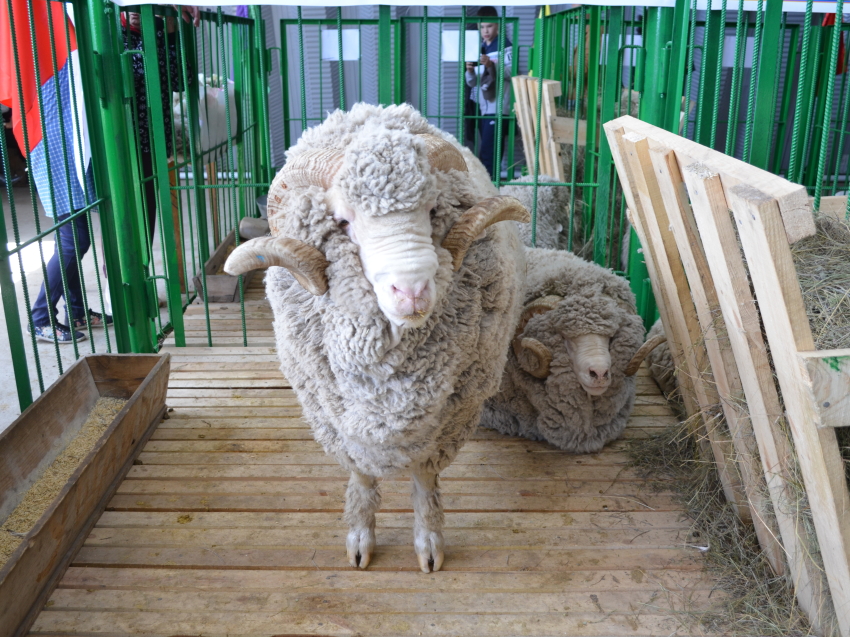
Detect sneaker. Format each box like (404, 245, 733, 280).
(28, 323, 87, 344)
(71, 309, 113, 330)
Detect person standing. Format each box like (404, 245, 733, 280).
(465, 6, 512, 179)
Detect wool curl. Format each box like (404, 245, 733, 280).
(264, 103, 526, 478)
(482, 247, 645, 453)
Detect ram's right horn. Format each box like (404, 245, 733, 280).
(442, 196, 530, 271)
(624, 334, 667, 376)
(515, 337, 553, 379)
(224, 236, 330, 296)
(279, 149, 345, 190)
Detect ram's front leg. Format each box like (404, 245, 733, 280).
(411, 468, 445, 573)
(344, 471, 380, 569)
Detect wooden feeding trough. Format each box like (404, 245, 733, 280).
(604, 115, 850, 637)
(0, 354, 170, 637)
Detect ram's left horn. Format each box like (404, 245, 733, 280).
(442, 196, 530, 271)
(224, 236, 330, 296)
(624, 334, 667, 376)
(418, 134, 468, 173)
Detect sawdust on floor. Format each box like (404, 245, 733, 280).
(0, 397, 127, 567)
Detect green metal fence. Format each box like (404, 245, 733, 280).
(1, 1, 848, 422)
(0, 0, 271, 425)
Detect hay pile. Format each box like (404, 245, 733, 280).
(629, 419, 813, 636)
(0, 397, 127, 567)
(792, 214, 850, 482)
(792, 215, 850, 350)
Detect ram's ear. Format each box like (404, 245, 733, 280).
(442, 196, 530, 271)
(224, 236, 330, 296)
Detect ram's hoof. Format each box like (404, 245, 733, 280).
(346, 527, 376, 569)
(414, 530, 444, 573)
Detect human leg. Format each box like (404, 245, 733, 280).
(478, 117, 496, 178)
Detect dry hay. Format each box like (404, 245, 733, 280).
(0, 397, 127, 567)
(629, 419, 814, 636)
(791, 214, 850, 482)
(791, 215, 850, 350)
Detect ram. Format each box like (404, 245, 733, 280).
(482, 247, 661, 452)
(225, 103, 528, 572)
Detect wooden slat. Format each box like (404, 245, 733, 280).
(681, 165, 832, 634)
(726, 184, 850, 636)
(647, 145, 786, 575)
(800, 349, 850, 429)
(605, 116, 815, 243)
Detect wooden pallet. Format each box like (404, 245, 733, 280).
(28, 304, 727, 635)
(512, 76, 565, 181)
(604, 115, 850, 637)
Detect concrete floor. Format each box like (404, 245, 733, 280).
(0, 184, 118, 432)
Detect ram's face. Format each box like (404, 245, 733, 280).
(333, 199, 440, 328)
(222, 113, 530, 329)
(330, 130, 441, 328)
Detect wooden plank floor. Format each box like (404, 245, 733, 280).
(30, 285, 722, 636)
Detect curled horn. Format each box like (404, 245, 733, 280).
(512, 295, 562, 379)
(515, 337, 552, 379)
(442, 196, 531, 271)
(624, 334, 668, 376)
(418, 134, 468, 173)
(280, 149, 345, 190)
(224, 236, 330, 296)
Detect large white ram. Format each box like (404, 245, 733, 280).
(224, 104, 528, 572)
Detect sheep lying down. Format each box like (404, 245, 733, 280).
(482, 248, 663, 453)
(224, 103, 528, 572)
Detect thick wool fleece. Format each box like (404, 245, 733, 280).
(264, 103, 525, 477)
(646, 318, 677, 397)
(482, 247, 645, 453)
(500, 175, 572, 251)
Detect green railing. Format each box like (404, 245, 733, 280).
(0, 0, 271, 426)
(2, 1, 848, 423)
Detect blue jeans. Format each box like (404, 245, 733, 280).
(478, 117, 497, 178)
(31, 211, 92, 328)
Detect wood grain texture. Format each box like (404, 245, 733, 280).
(29, 339, 721, 637)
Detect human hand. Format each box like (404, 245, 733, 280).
(479, 54, 494, 68)
(465, 62, 476, 71)
(172, 5, 200, 27)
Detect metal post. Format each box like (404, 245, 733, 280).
(140, 5, 186, 347)
(748, 0, 784, 168)
(594, 6, 623, 267)
(378, 5, 392, 105)
(82, 0, 154, 352)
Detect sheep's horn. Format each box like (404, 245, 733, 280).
(223, 236, 330, 296)
(280, 149, 345, 190)
(516, 295, 562, 339)
(624, 334, 667, 376)
(442, 196, 530, 271)
(418, 134, 468, 173)
(514, 337, 553, 379)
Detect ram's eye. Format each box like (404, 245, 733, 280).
(430, 207, 438, 218)
(338, 219, 350, 230)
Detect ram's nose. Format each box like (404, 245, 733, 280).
(392, 281, 431, 318)
(581, 361, 611, 395)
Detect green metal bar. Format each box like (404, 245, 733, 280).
(422, 6, 428, 117)
(336, 7, 345, 110)
(725, 0, 747, 156)
(813, 0, 845, 210)
(530, 6, 545, 247)
(457, 6, 466, 146)
(378, 5, 392, 105)
(802, 24, 829, 189)
(297, 7, 308, 131)
(493, 6, 507, 188)
(140, 5, 186, 347)
(594, 5, 623, 267)
(697, 6, 722, 146)
(664, 0, 690, 133)
(394, 18, 403, 103)
(789, 0, 815, 182)
(772, 23, 798, 175)
(0, 145, 33, 409)
(86, 0, 154, 353)
(829, 40, 850, 194)
(583, 5, 601, 242)
(709, 0, 728, 148)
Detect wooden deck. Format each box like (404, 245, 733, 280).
(29, 280, 721, 636)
